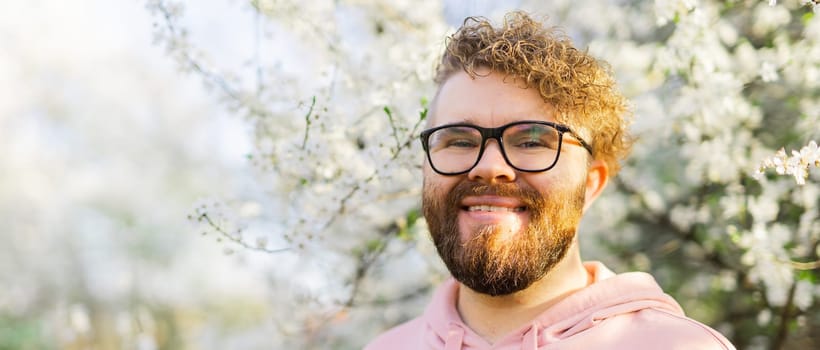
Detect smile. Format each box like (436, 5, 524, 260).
(466, 205, 526, 212)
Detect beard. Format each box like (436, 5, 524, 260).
(422, 179, 586, 296)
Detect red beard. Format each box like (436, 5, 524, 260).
(422, 179, 585, 296)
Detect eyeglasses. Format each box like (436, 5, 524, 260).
(420, 120, 593, 176)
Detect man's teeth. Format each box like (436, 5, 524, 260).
(467, 205, 524, 212)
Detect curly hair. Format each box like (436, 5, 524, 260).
(434, 11, 633, 176)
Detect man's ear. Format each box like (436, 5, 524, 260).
(583, 159, 609, 211)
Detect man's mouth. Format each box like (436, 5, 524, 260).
(465, 205, 526, 212)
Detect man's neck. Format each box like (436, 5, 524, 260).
(455, 245, 590, 344)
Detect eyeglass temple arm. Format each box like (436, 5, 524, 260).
(565, 130, 594, 155)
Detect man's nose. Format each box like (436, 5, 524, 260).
(467, 140, 516, 183)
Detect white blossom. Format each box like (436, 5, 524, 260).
(755, 141, 820, 185)
(759, 61, 780, 82)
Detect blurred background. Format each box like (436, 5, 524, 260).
(0, 1, 277, 348)
(1, 0, 818, 349)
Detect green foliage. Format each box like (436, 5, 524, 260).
(0, 315, 52, 350)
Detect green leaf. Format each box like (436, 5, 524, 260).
(802, 12, 815, 24)
(796, 269, 818, 283)
(406, 208, 420, 227)
(419, 107, 428, 121)
(366, 238, 385, 253)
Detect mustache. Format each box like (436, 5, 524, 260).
(448, 181, 542, 208)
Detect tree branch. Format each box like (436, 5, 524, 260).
(771, 281, 798, 350)
(195, 212, 289, 254)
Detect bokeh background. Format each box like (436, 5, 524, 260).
(2, 0, 818, 349)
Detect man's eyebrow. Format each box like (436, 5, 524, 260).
(445, 116, 480, 124)
(428, 118, 476, 128)
(443, 127, 476, 134)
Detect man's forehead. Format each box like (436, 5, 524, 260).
(429, 71, 556, 127)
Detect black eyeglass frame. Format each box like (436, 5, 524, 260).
(419, 120, 593, 176)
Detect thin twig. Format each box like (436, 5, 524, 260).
(154, 1, 271, 119)
(391, 107, 428, 161)
(384, 107, 402, 153)
(254, 7, 264, 95)
(301, 96, 317, 150)
(198, 213, 289, 254)
(344, 238, 387, 307)
(318, 106, 426, 230)
(779, 259, 820, 270)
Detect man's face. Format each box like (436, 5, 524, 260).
(422, 70, 591, 296)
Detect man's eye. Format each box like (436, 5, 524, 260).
(446, 139, 479, 148)
(506, 125, 559, 149)
(511, 137, 551, 149)
(517, 140, 547, 148)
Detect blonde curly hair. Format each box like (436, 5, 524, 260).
(435, 11, 633, 176)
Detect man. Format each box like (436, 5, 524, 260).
(366, 11, 735, 350)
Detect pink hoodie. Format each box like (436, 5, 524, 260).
(365, 262, 735, 350)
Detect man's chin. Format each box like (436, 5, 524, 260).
(457, 212, 527, 243)
(458, 269, 542, 297)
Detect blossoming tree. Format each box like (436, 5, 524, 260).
(149, 0, 819, 348)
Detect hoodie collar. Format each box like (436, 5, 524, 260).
(423, 261, 684, 349)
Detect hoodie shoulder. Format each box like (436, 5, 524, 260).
(537, 263, 736, 349)
(579, 307, 736, 350)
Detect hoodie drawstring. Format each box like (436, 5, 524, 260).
(442, 322, 539, 349)
(444, 323, 465, 350)
(522, 323, 538, 350)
